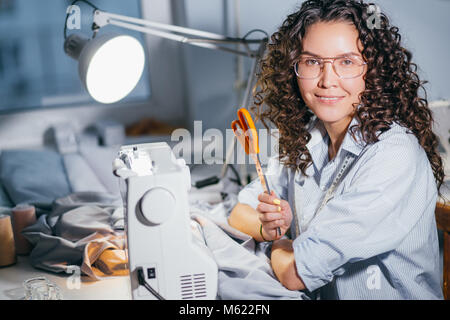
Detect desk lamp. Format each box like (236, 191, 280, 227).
(63, 0, 267, 105)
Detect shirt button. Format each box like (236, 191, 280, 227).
(320, 185, 326, 191)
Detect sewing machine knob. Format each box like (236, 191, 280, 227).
(139, 188, 176, 225)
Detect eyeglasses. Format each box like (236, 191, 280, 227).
(294, 54, 367, 79)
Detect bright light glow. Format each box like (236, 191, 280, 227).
(85, 35, 145, 104)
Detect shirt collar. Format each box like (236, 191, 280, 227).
(306, 115, 366, 163)
(339, 116, 366, 156)
(305, 117, 328, 170)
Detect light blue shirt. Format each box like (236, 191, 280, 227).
(238, 116, 443, 300)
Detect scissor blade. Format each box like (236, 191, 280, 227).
(233, 130, 248, 154)
(245, 128, 259, 154)
(256, 153, 271, 194)
(254, 154, 280, 237)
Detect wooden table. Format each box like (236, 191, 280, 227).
(436, 201, 450, 300)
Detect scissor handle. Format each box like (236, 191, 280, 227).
(231, 119, 242, 133)
(231, 119, 249, 154)
(236, 108, 259, 154)
(237, 108, 256, 131)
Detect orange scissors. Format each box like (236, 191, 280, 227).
(231, 108, 281, 237)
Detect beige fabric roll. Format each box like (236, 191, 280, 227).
(12, 204, 36, 255)
(0, 215, 16, 267)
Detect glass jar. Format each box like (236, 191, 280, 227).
(23, 276, 63, 300)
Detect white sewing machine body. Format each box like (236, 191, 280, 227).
(113, 142, 218, 300)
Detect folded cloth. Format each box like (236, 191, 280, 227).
(62, 154, 108, 194)
(189, 193, 251, 242)
(78, 145, 121, 196)
(0, 150, 72, 206)
(81, 232, 128, 280)
(22, 192, 126, 280)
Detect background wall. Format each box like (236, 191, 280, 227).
(0, 0, 448, 151)
(182, 0, 450, 132)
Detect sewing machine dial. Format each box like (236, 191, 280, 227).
(139, 187, 176, 225)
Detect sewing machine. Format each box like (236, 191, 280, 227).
(113, 142, 218, 300)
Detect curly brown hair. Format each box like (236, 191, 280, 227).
(253, 0, 445, 196)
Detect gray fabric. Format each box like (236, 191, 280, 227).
(0, 182, 13, 207)
(62, 153, 108, 193)
(193, 216, 307, 300)
(22, 192, 124, 274)
(0, 150, 72, 205)
(61, 145, 121, 197)
(79, 145, 121, 196)
(190, 195, 308, 300)
(189, 194, 251, 242)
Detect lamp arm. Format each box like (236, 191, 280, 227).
(93, 10, 266, 58)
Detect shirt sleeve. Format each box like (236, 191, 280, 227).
(292, 137, 438, 292)
(237, 156, 289, 209)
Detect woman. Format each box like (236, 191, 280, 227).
(228, 0, 445, 299)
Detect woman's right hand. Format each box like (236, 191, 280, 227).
(257, 191, 293, 241)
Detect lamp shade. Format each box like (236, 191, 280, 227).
(65, 33, 145, 104)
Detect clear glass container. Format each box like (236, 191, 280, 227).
(23, 276, 63, 300)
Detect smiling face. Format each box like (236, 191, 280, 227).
(297, 21, 366, 130)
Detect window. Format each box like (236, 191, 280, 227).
(0, 0, 150, 113)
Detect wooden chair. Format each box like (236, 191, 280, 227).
(436, 201, 450, 300)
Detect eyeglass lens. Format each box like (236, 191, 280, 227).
(295, 56, 365, 79)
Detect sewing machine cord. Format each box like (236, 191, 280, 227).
(137, 268, 166, 300)
(190, 161, 242, 188)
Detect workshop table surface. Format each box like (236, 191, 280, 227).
(0, 256, 132, 300)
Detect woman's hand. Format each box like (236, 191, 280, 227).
(256, 191, 293, 241)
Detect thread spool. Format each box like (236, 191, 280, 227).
(11, 204, 36, 255)
(0, 215, 16, 267)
